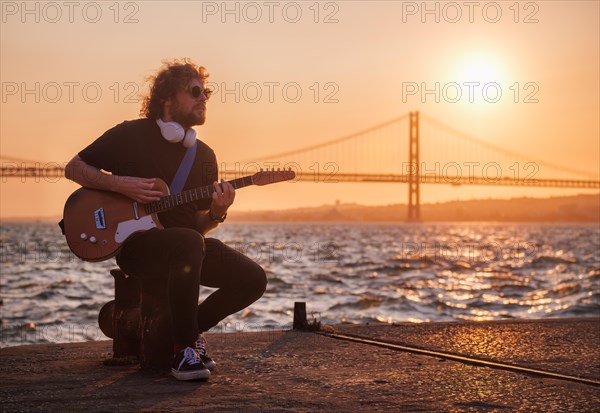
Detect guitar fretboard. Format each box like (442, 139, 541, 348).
(145, 176, 254, 213)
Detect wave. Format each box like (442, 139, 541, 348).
(309, 273, 344, 284)
(329, 296, 384, 310)
(530, 255, 578, 265)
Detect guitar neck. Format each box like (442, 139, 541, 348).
(145, 175, 254, 213)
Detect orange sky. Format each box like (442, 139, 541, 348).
(1, 1, 599, 219)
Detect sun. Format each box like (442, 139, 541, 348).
(448, 54, 507, 104)
(459, 57, 504, 83)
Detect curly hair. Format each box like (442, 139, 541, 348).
(140, 58, 208, 119)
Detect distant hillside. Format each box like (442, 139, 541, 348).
(2, 194, 598, 223)
(230, 194, 600, 222)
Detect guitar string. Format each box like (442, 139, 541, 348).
(145, 175, 255, 213)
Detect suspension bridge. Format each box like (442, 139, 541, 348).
(2, 112, 598, 221)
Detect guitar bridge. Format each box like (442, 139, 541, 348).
(94, 208, 107, 229)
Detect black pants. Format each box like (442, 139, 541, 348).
(116, 227, 267, 345)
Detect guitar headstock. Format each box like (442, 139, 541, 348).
(252, 168, 296, 186)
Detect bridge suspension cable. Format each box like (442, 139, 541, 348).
(420, 113, 598, 180)
(2, 112, 599, 194)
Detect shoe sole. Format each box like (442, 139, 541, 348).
(171, 368, 211, 381)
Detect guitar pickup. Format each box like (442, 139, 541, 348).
(94, 208, 107, 229)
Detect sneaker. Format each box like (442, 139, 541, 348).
(195, 334, 216, 371)
(171, 347, 211, 381)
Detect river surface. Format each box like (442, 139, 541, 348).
(1, 222, 599, 347)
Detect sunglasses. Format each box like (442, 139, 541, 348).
(188, 85, 212, 99)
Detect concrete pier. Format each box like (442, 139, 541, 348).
(1, 318, 599, 412)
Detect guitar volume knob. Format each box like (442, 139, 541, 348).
(89, 236, 97, 243)
(80, 233, 88, 240)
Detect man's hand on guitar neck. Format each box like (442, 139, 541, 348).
(193, 180, 235, 235)
(65, 155, 163, 203)
(210, 179, 235, 218)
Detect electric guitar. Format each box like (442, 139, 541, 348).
(62, 169, 295, 262)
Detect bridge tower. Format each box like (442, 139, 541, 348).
(407, 111, 420, 221)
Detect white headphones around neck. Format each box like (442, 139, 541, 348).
(156, 118, 197, 148)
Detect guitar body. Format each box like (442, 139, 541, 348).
(62, 169, 295, 262)
(63, 178, 169, 262)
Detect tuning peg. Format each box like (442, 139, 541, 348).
(260, 168, 263, 172)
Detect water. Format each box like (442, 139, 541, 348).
(1, 222, 599, 347)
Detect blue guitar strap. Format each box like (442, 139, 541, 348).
(169, 141, 198, 194)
